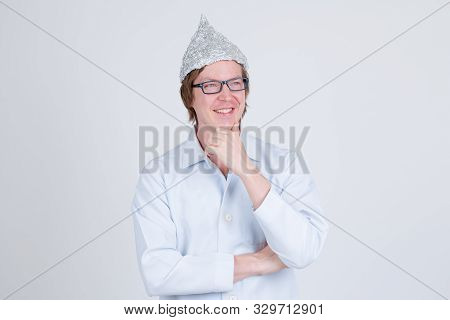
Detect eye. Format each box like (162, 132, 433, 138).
(229, 79, 244, 89)
(204, 82, 220, 88)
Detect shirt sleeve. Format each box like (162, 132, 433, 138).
(252, 151, 329, 269)
(131, 165, 234, 297)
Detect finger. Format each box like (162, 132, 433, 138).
(206, 139, 220, 149)
(213, 131, 231, 142)
(216, 126, 230, 134)
(204, 145, 216, 156)
(214, 131, 230, 139)
(206, 131, 222, 143)
(210, 133, 227, 144)
(216, 124, 237, 133)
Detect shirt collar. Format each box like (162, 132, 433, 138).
(180, 126, 260, 169)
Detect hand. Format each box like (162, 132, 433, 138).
(233, 244, 287, 283)
(204, 122, 255, 176)
(253, 244, 287, 275)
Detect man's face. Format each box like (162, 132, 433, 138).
(191, 60, 246, 130)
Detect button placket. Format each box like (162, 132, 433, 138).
(217, 174, 234, 252)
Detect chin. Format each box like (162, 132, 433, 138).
(211, 107, 241, 124)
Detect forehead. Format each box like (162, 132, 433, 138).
(197, 60, 242, 81)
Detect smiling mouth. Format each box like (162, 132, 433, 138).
(214, 108, 234, 114)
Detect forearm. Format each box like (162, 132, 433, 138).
(237, 159, 271, 210)
(238, 155, 329, 269)
(251, 178, 329, 269)
(139, 250, 234, 296)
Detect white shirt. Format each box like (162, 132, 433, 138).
(131, 127, 329, 299)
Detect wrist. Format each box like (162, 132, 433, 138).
(236, 157, 259, 178)
(233, 253, 260, 282)
(250, 252, 263, 276)
(252, 251, 265, 276)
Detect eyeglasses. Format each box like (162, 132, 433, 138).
(192, 77, 249, 94)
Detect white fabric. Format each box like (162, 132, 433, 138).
(131, 127, 329, 299)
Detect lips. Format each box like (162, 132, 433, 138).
(214, 108, 233, 114)
(213, 106, 236, 115)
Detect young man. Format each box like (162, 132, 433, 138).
(132, 14, 329, 300)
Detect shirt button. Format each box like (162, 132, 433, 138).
(229, 295, 237, 300)
(224, 213, 233, 222)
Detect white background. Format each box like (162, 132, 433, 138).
(0, 0, 449, 299)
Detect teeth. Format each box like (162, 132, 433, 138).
(215, 108, 233, 114)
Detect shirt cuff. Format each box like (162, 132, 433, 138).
(213, 253, 234, 292)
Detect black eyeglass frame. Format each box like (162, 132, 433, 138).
(192, 77, 249, 94)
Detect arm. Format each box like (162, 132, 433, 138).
(132, 167, 234, 296)
(237, 158, 271, 210)
(238, 151, 329, 269)
(205, 127, 328, 272)
(233, 245, 287, 282)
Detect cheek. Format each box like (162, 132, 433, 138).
(192, 96, 215, 119)
(194, 94, 214, 108)
(236, 93, 246, 106)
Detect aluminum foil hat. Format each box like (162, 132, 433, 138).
(179, 14, 249, 83)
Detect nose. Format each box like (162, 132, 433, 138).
(218, 83, 233, 101)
